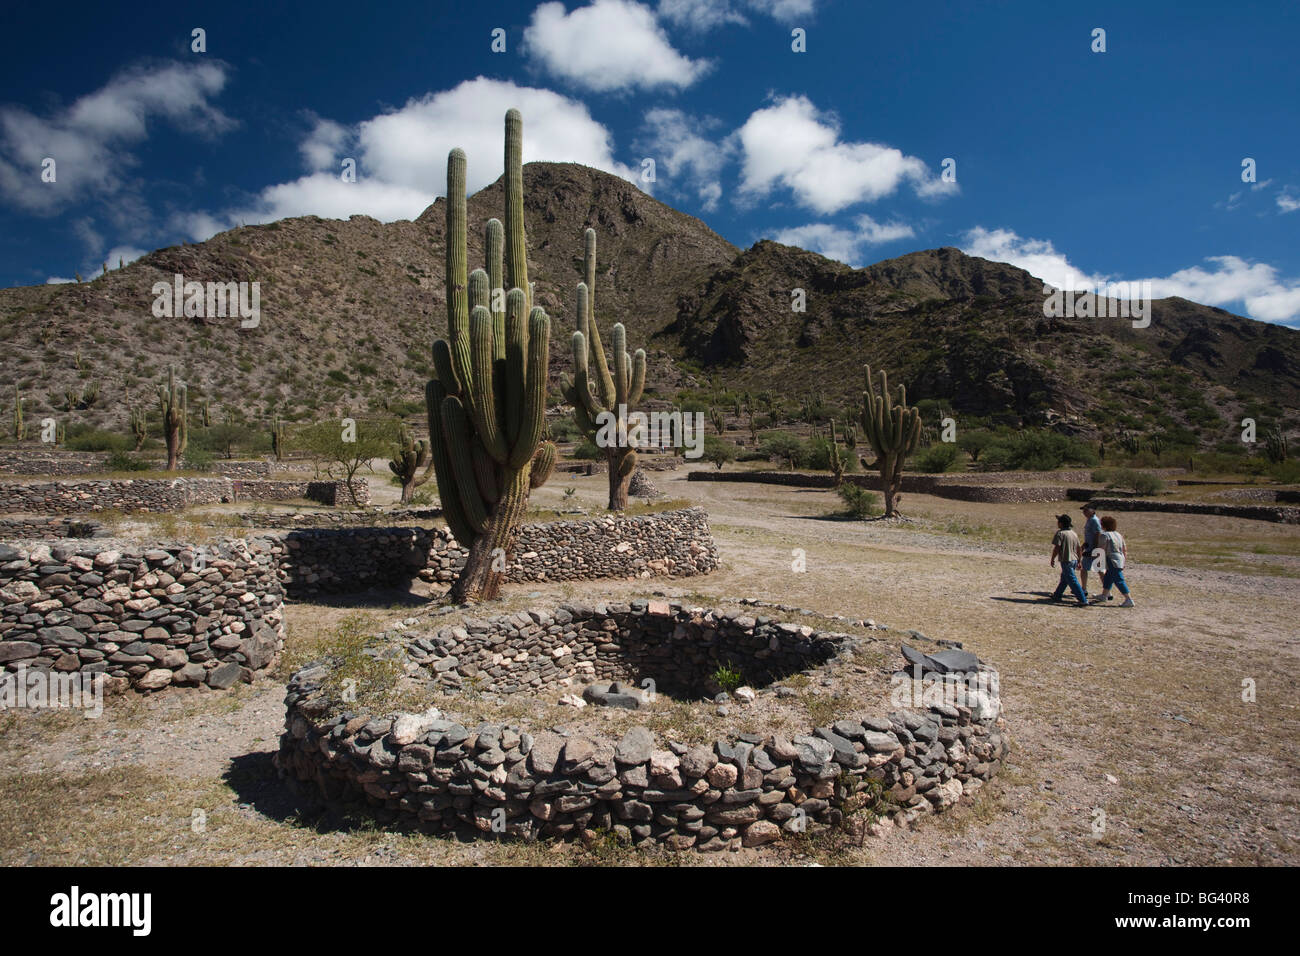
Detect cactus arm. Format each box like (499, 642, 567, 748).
(486, 218, 506, 361)
(504, 109, 529, 312)
(445, 148, 474, 393)
(504, 288, 528, 445)
(440, 394, 490, 534)
(509, 307, 550, 468)
(468, 305, 508, 462)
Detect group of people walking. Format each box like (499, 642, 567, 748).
(1049, 504, 1135, 607)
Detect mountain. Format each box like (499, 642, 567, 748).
(1, 162, 1297, 445)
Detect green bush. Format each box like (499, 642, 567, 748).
(982, 430, 1098, 471)
(64, 429, 132, 453)
(837, 483, 881, 519)
(758, 431, 808, 469)
(1091, 467, 1165, 495)
(105, 450, 150, 472)
(912, 442, 964, 473)
(184, 448, 215, 472)
(571, 439, 602, 460)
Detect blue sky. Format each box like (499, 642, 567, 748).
(1, 0, 1298, 323)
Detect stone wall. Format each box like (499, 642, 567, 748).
(276, 600, 1007, 851)
(0, 476, 366, 514)
(0, 450, 105, 476)
(266, 507, 719, 596)
(0, 516, 105, 539)
(1086, 497, 1300, 524)
(237, 507, 443, 529)
(689, 469, 1091, 504)
(0, 539, 284, 693)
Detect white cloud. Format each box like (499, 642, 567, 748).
(0, 61, 233, 213)
(962, 225, 1300, 324)
(657, 0, 816, 30)
(962, 227, 1104, 291)
(770, 215, 915, 265)
(736, 95, 955, 214)
(182, 78, 639, 240)
(525, 0, 711, 92)
(636, 107, 732, 211)
(300, 116, 350, 172)
(1277, 190, 1300, 214)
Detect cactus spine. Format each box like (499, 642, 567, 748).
(426, 109, 556, 603)
(861, 364, 921, 518)
(560, 228, 647, 511)
(157, 367, 187, 471)
(389, 423, 434, 504)
(12, 387, 24, 441)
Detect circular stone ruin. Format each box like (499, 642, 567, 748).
(277, 599, 1007, 851)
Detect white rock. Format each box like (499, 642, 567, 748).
(734, 686, 756, 702)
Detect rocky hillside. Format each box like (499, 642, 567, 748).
(1, 162, 1297, 445)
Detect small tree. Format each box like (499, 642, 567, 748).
(299, 419, 398, 506)
(702, 435, 738, 470)
(759, 430, 806, 470)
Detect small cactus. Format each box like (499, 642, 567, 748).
(12, 387, 24, 441)
(388, 423, 433, 504)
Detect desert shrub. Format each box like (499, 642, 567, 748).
(758, 431, 808, 469)
(837, 483, 881, 518)
(982, 430, 1098, 471)
(183, 449, 215, 472)
(912, 442, 964, 473)
(64, 428, 131, 453)
(105, 450, 150, 472)
(1092, 468, 1166, 495)
(547, 416, 582, 442)
(570, 439, 602, 460)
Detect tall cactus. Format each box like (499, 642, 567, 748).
(561, 228, 647, 511)
(11, 387, 24, 441)
(861, 364, 921, 517)
(1264, 427, 1289, 464)
(389, 422, 434, 504)
(129, 405, 147, 451)
(426, 109, 556, 603)
(828, 420, 847, 487)
(157, 367, 187, 471)
(270, 416, 287, 461)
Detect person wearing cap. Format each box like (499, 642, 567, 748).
(1049, 513, 1088, 606)
(1079, 503, 1106, 600)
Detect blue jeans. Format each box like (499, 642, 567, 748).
(1102, 565, 1130, 596)
(1053, 560, 1087, 604)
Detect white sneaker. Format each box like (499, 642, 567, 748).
(1120, 597, 1135, 607)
